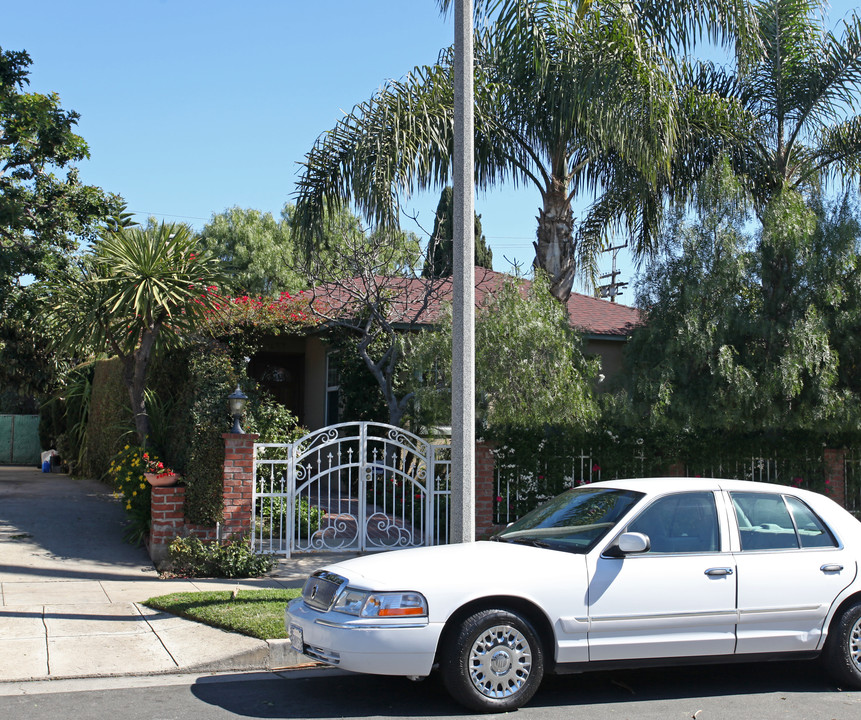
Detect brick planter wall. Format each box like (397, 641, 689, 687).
(147, 432, 259, 565)
(149, 485, 186, 563)
(148, 485, 219, 564)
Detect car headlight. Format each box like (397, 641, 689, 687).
(333, 588, 428, 617)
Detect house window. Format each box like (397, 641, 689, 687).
(325, 352, 340, 425)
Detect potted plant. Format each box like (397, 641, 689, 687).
(143, 452, 179, 487)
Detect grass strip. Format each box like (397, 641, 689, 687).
(144, 588, 301, 640)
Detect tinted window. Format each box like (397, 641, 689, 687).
(785, 496, 838, 548)
(732, 492, 799, 550)
(627, 492, 720, 554)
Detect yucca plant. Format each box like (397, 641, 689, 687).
(47, 222, 227, 446)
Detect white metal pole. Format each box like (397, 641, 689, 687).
(451, 0, 475, 544)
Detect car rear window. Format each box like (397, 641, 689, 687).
(731, 491, 838, 550)
(785, 495, 838, 548)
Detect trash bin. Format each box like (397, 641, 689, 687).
(40, 450, 58, 473)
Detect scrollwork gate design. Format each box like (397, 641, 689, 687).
(252, 422, 450, 556)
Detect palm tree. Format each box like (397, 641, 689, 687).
(49, 222, 226, 446)
(293, 0, 751, 301)
(705, 0, 861, 330)
(723, 0, 861, 211)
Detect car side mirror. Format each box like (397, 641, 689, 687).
(606, 532, 651, 557)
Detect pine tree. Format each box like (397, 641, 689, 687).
(421, 187, 493, 278)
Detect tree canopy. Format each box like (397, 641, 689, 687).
(47, 221, 227, 446)
(293, 0, 751, 301)
(406, 271, 600, 433)
(0, 46, 118, 311)
(198, 203, 422, 297)
(198, 206, 306, 297)
(621, 163, 861, 439)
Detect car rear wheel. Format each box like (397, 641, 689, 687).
(441, 608, 544, 713)
(823, 600, 861, 688)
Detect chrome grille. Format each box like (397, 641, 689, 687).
(302, 570, 347, 611)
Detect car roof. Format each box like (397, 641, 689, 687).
(585, 477, 811, 496)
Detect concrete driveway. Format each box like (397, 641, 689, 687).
(0, 466, 312, 683)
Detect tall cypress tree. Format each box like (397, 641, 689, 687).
(422, 187, 493, 278)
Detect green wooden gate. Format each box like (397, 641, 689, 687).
(0, 414, 41, 465)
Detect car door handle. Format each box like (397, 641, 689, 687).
(705, 567, 734, 576)
(821, 564, 844, 573)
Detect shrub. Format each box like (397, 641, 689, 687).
(168, 534, 275, 578)
(107, 444, 156, 545)
(50, 362, 96, 475)
(257, 495, 323, 539)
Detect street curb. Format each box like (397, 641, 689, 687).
(266, 638, 310, 669)
(0, 645, 314, 685)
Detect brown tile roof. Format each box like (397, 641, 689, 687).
(310, 268, 640, 338)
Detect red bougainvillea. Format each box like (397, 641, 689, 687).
(202, 288, 320, 334)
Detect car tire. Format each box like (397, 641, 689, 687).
(823, 600, 861, 688)
(441, 608, 544, 713)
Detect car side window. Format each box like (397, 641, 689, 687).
(785, 496, 838, 549)
(627, 491, 720, 554)
(732, 492, 799, 550)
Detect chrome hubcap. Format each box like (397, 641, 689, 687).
(490, 649, 512, 675)
(850, 616, 861, 671)
(468, 624, 532, 699)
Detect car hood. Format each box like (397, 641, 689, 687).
(314, 541, 586, 620)
(320, 541, 564, 589)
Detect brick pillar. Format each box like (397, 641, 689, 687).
(221, 433, 259, 538)
(824, 448, 847, 508)
(474, 441, 497, 539)
(666, 462, 687, 477)
(149, 485, 186, 564)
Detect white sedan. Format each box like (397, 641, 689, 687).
(285, 478, 861, 712)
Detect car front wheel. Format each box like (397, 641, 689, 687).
(823, 600, 861, 688)
(441, 608, 544, 713)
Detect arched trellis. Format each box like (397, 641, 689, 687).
(252, 422, 451, 556)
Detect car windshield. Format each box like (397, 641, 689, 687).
(492, 486, 644, 554)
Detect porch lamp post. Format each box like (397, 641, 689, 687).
(228, 385, 248, 434)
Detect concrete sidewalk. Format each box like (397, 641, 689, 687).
(0, 466, 350, 684)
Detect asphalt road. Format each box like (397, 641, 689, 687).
(1, 660, 860, 720)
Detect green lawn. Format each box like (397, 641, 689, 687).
(144, 588, 302, 640)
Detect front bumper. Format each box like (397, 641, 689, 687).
(285, 598, 443, 676)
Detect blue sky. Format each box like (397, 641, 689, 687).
(3, 1, 858, 300)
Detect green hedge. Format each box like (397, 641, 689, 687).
(147, 338, 304, 528)
(147, 341, 236, 527)
(490, 422, 843, 522)
(82, 358, 130, 479)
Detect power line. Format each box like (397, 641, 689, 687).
(128, 210, 210, 222)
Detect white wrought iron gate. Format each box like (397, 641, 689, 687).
(252, 422, 451, 556)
